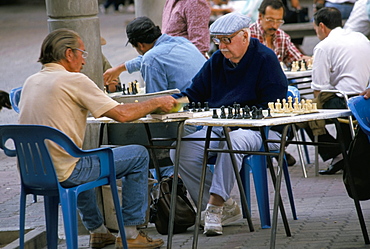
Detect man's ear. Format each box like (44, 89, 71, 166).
(65, 48, 74, 62)
(258, 13, 263, 20)
(136, 42, 145, 51)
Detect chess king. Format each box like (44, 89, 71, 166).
(169, 13, 288, 236)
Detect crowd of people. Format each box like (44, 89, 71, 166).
(12, 0, 370, 248)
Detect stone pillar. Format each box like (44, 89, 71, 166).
(45, 0, 103, 89)
(134, 0, 166, 28)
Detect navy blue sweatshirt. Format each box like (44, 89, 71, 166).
(174, 38, 288, 109)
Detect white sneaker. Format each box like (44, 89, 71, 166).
(203, 205, 223, 236)
(201, 200, 242, 227)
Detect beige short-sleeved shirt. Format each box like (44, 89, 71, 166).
(19, 63, 118, 181)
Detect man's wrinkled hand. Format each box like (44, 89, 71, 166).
(360, 89, 370, 99)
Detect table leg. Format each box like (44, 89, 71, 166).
(269, 124, 291, 249)
(167, 121, 184, 249)
(192, 126, 213, 249)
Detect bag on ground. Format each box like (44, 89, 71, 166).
(149, 177, 196, 235)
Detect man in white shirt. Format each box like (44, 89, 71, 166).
(309, 7, 370, 175)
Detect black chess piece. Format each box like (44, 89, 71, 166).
(197, 102, 203, 112)
(212, 109, 218, 118)
(227, 106, 233, 119)
(244, 105, 251, 119)
(256, 108, 264, 119)
(183, 104, 189, 111)
(220, 106, 226, 119)
(122, 84, 126, 95)
(204, 102, 210, 111)
(126, 87, 130, 95)
(191, 102, 196, 112)
(266, 108, 272, 118)
(132, 81, 138, 94)
(251, 106, 257, 119)
(233, 103, 238, 119)
(234, 104, 242, 119)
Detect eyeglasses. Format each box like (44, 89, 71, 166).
(73, 48, 88, 59)
(265, 18, 285, 25)
(212, 30, 243, 45)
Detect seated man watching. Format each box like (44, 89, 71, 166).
(250, 0, 310, 69)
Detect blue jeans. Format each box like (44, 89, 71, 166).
(60, 145, 149, 230)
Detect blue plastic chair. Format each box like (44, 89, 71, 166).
(0, 124, 128, 249)
(348, 96, 370, 141)
(240, 144, 297, 229)
(9, 86, 22, 113)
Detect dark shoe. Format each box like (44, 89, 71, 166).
(90, 231, 116, 248)
(125, 230, 164, 248)
(319, 159, 344, 175)
(285, 152, 296, 166)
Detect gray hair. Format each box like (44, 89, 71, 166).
(38, 28, 81, 64)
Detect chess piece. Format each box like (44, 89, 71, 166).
(220, 106, 226, 119)
(197, 102, 203, 112)
(300, 60, 306, 71)
(183, 104, 189, 111)
(251, 106, 257, 119)
(191, 102, 196, 112)
(126, 87, 130, 95)
(244, 105, 251, 119)
(227, 106, 233, 119)
(235, 104, 242, 119)
(212, 109, 218, 118)
(122, 84, 126, 95)
(266, 108, 272, 117)
(204, 102, 210, 111)
(256, 108, 264, 119)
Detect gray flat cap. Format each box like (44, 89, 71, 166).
(210, 12, 251, 36)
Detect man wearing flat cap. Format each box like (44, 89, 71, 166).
(103, 16, 206, 94)
(170, 12, 288, 236)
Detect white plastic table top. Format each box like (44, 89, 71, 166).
(185, 109, 352, 127)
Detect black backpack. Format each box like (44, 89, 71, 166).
(343, 128, 370, 200)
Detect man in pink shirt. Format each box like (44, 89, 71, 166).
(162, 0, 211, 57)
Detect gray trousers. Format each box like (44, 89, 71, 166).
(170, 126, 281, 211)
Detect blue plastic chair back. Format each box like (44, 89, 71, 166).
(287, 85, 300, 101)
(0, 124, 128, 249)
(9, 86, 22, 113)
(348, 96, 370, 142)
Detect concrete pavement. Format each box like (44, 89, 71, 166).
(1, 2, 370, 249)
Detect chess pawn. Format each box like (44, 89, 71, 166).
(312, 103, 318, 111)
(293, 102, 299, 113)
(306, 99, 313, 112)
(275, 102, 282, 113)
(227, 106, 233, 119)
(284, 103, 290, 113)
(300, 60, 306, 71)
(268, 102, 275, 113)
(212, 109, 218, 118)
(291, 61, 297, 72)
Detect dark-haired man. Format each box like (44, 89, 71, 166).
(309, 7, 370, 174)
(103, 16, 206, 93)
(250, 0, 310, 68)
